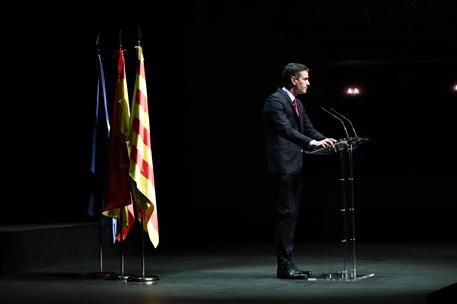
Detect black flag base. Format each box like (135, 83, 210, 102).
(105, 273, 131, 280)
(127, 274, 160, 283)
(86, 271, 118, 280)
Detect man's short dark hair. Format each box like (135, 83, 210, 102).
(281, 63, 309, 88)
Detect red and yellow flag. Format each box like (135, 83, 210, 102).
(103, 49, 135, 242)
(128, 45, 159, 247)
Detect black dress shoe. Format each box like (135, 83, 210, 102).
(277, 264, 308, 280)
(300, 270, 312, 276)
(289, 262, 312, 276)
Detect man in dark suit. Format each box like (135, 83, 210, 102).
(263, 63, 336, 279)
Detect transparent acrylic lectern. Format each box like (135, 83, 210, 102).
(305, 137, 374, 281)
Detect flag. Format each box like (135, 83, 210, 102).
(88, 45, 117, 242)
(128, 45, 159, 248)
(102, 49, 135, 242)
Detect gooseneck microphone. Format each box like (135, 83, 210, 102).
(329, 107, 358, 139)
(321, 107, 350, 139)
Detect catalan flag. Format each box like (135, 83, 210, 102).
(128, 45, 159, 248)
(102, 49, 135, 242)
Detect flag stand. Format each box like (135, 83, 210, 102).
(127, 216, 159, 283)
(86, 217, 117, 279)
(106, 209, 130, 280)
(89, 41, 116, 280)
(125, 38, 159, 284)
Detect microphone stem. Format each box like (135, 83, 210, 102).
(321, 107, 350, 139)
(329, 108, 358, 138)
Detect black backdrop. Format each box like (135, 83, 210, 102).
(5, 1, 457, 249)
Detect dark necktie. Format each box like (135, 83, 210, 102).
(292, 98, 300, 117)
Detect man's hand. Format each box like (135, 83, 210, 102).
(310, 138, 337, 148)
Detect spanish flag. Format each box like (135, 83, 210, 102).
(102, 49, 135, 242)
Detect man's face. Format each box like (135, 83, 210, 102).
(291, 70, 310, 94)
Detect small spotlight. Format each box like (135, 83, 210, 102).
(345, 87, 361, 96)
(453, 84, 457, 92)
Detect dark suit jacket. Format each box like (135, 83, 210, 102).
(263, 88, 325, 174)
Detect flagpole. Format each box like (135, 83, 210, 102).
(105, 30, 132, 281)
(119, 206, 128, 279)
(127, 212, 159, 283)
(126, 28, 159, 284)
(105, 209, 129, 280)
(127, 183, 159, 283)
(86, 215, 117, 279)
(87, 35, 117, 279)
(113, 207, 130, 280)
(116, 29, 130, 281)
(86, 216, 106, 278)
(98, 217, 104, 274)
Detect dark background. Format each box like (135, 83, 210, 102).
(5, 1, 456, 251)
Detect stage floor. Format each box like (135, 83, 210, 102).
(1, 241, 456, 304)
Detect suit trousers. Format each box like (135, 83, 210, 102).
(271, 172, 304, 266)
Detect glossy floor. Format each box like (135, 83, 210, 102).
(1, 242, 456, 304)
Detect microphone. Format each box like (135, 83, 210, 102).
(329, 107, 358, 139)
(320, 107, 350, 139)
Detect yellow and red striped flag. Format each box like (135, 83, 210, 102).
(128, 45, 159, 248)
(102, 49, 135, 242)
